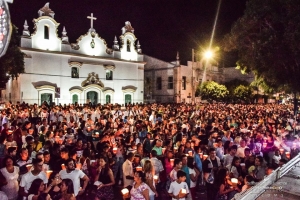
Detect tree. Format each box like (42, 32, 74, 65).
(196, 81, 229, 101)
(224, 79, 249, 100)
(233, 85, 253, 102)
(223, 0, 300, 93)
(0, 25, 25, 89)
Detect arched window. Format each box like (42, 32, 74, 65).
(127, 39, 131, 52)
(72, 94, 78, 104)
(44, 25, 49, 39)
(125, 94, 131, 104)
(106, 70, 113, 80)
(106, 95, 111, 104)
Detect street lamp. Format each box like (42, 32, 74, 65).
(191, 48, 215, 103)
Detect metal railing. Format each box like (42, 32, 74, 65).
(233, 153, 300, 200)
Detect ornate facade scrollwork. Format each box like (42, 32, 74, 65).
(81, 72, 104, 87)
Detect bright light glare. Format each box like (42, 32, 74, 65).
(204, 50, 213, 59)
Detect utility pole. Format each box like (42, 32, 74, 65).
(192, 49, 195, 103)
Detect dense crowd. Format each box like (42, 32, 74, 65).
(0, 101, 299, 200)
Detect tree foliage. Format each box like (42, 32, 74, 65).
(0, 25, 25, 88)
(196, 81, 229, 101)
(233, 85, 253, 101)
(223, 0, 300, 93)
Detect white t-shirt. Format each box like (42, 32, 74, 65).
(20, 171, 48, 192)
(170, 169, 178, 181)
(189, 168, 196, 188)
(273, 154, 281, 164)
(59, 169, 85, 196)
(168, 181, 189, 200)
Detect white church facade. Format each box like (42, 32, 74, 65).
(2, 3, 145, 105)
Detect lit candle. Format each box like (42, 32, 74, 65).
(162, 148, 166, 154)
(203, 154, 208, 160)
(263, 142, 267, 148)
(113, 147, 118, 154)
(121, 188, 129, 196)
(61, 164, 66, 170)
(170, 159, 174, 167)
(231, 178, 238, 187)
(153, 175, 158, 183)
(136, 166, 142, 171)
(181, 188, 187, 194)
(285, 152, 290, 159)
(188, 151, 192, 156)
(46, 170, 53, 179)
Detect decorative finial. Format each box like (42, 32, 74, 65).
(176, 52, 180, 65)
(61, 26, 69, 43)
(38, 2, 55, 18)
(22, 20, 30, 36)
(112, 36, 119, 50)
(137, 40, 142, 53)
(87, 13, 97, 32)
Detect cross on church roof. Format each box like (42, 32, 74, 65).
(87, 13, 97, 31)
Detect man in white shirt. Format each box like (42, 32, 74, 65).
(150, 150, 164, 180)
(168, 170, 189, 200)
(19, 158, 48, 198)
(223, 145, 237, 167)
(59, 158, 89, 197)
(122, 152, 135, 187)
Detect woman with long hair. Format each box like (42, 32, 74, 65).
(228, 156, 243, 183)
(27, 179, 45, 200)
(143, 160, 158, 200)
(60, 179, 76, 200)
(0, 156, 19, 200)
(94, 156, 115, 200)
(124, 171, 149, 200)
(47, 171, 61, 200)
(214, 168, 240, 200)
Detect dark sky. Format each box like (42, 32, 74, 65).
(9, 0, 247, 64)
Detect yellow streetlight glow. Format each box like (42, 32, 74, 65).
(204, 50, 213, 59)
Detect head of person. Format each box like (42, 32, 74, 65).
(49, 171, 61, 184)
(20, 148, 29, 160)
(143, 160, 153, 174)
(155, 139, 162, 147)
(134, 171, 146, 183)
(208, 147, 216, 160)
(64, 158, 76, 171)
(244, 148, 251, 157)
(231, 156, 241, 167)
(36, 152, 44, 162)
(255, 156, 264, 167)
(43, 151, 51, 163)
(127, 152, 135, 162)
(60, 179, 74, 194)
(7, 146, 17, 157)
(230, 145, 238, 155)
(174, 158, 182, 170)
(181, 154, 188, 166)
(32, 158, 44, 172)
(28, 178, 44, 195)
(176, 170, 186, 183)
(3, 156, 14, 168)
(240, 139, 246, 148)
(244, 175, 255, 186)
(215, 168, 228, 187)
(99, 156, 109, 169)
(150, 150, 157, 158)
(60, 148, 69, 160)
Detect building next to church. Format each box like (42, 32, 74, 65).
(2, 3, 144, 105)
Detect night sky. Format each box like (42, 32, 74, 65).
(9, 0, 247, 64)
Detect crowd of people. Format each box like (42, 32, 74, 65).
(0, 101, 299, 200)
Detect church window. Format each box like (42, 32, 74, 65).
(106, 95, 111, 103)
(168, 76, 173, 89)
(71, 67, 79, 78)
(72, 94, 78, 104)
(127, 39, 131, 52)
(44, 25, 49, 39)
(125, 94, 131, 104)
(106, 70, 113, 80)
(182, 76, 186, 90)
(156, 77, 162, 90)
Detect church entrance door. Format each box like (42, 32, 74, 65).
(41, 93, 52, 105)
(106, 95, 111, 104)
(87, 91, 98, 105)
(125, 94, 131, 104)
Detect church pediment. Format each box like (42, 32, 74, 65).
(81, 72, 104, 88)
(122, 85, 137, 92)
(32, 81, 57, 90)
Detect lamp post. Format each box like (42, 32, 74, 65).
(192, 49, 214, 102)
